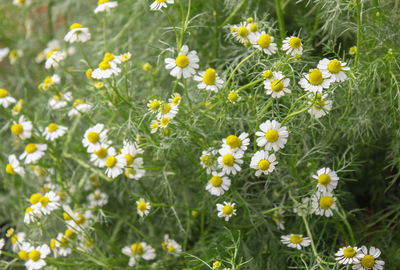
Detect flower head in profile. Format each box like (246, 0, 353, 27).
(216, 201, 237, 221)
(13, 0, 32, 6)
(200, 148, 218, 174)
(161, 234, 182, 255)
(95, 0, 118, 13)
(193, 68, 224, 92)
(308, 93, 333, 119)
(32, 191, 60, 215)
(45, 49, 66, 69)
(165, 45, 199, 79)
(64, 23, 91, 43)
(38, 74, 61, 91)
(6, 154, 25, 176)
(87, 189, 108, 208)
(91, 53, 121, 79)
(122, 242, 156, 266)
(280, 234, 310, 250)
(282, 36, 303, 56)
(150, 0, 174, 10)
(48, 91, 73, 110)
(68, 99, 92, 118)
(0, 88, 16, 108)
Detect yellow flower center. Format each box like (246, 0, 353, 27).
(237, 26, 248, 38)
(226, 135, 241, 149)
(258, 34, 272, 48)
(6, 164, 15, 174)
(265, 129, 279, 142)
(28, 250, 41, 262)
(94, 147, 107, 159)
(48, 123, 59, 133)
(228, 91, 239, 102)
(289, 234, 303, 244)
(289, 37, 302, 49)
(40, 196, 50, 207)
(50, 239, 56, 250)
(271, 80, 284, 92)
(328, 60, 342, 74)
(121, 54, 131, 62)
(258, 160, 270, 171)
(201, 155, 213, 166)
(156, 0, 167, 2)
(137, 201, 147, 212)
(151, 121, 159, 129)
(25, 143, 37, 154)
(313, 98, 325, 110)
(309, 69, 323, 85)
(210, 176, 222, 187)
(63, 212, 71, 220)
(65, 229, 76, 240)
(87, 131, 100, 143)
(70, 23, 83, 30)
(86, 68, 94, 81)
(172, 96, 181, 106)
(44, 76, 53, 84)
(25, 207, 34, 214)
(175, 55, 189, 68)
(106, 156, 117, 168)
(361, 255, 375, 268)
(160, 117, 170, 127)
(99, 61, 111, 70)
(53, 94, 61, 101)
(160, 103, 171, 114)
(30, 193, 42, 204)
(76, 213, 85, 224)
(343, 247, 356, 258)
(230, 27, 236, 33)
(222, 154, 234, 167)
(11, 235, 18, 244)
(250, 23, 258, 32)
(46, 49, 58, 60)
(319, 196, 334, 209)
(222, 205, 234, 215)
(98, 0, 109, 4)
(103, 53, 115, 62)
(203, 68, 216, 85)
(131, 243, 144, 256)
(73, 99, 84, 107)
(125, 154, 134, 166)
(143, 63, 151, 71)
(18, 250, 28, 261)
(149, 100, 160, 111)
(0, 89, 8, 98)
(263, 70, 273, 79)
(167, 244, 176, 252)
(318, 173, 331, 186)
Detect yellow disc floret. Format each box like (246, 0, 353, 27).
(319, 196, 334, 209)
(6, 163, 15, 174)
(289, 234, 303, 244)
(47, 123, 58, 133)
(98, 0, 109, 4)
(222, 154, 234, 167)
(87, 132, 100, 143)
(271, 80, 284, 92)
(258, 160, 270, 171)
(11, 123, 23, 135)
(237, 26, 249, 38)
(263, 70, 273, 79)
(131, 243, 144, 256)
(25, 143, 37, 154)
(137, 201, 147, 212)
(258, 34, 272, 48)
(125, 154, 134, 166)
(361, 255, 375, 268)
(70, 23, 83, 30)
(203, 68, 216, 85)
(99, 61, 111, 70)
(343, 247, 356, 258)
(40, 196, 49, 207)
(222, 205, 234, 215)
(318, 173, 331, 186)
(210, 176, 222, 187)
(175, 55, 189, 68)
(105, 156, 117, 168)
(265, 129, 279, 142)
(328, 60, 342, 74)
(30, 193, 42, 204)
(226, 135, 241, 149)
(0, 89, 9, 98)
(250, 23, 258, 32)
(309, 69, 323, 85)
(94, 147, 107, 159)
(289, 37, 302, 49)
(18, 250, 28, 260)
(28, 250, 41, 262)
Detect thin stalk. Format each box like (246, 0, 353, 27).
(274, 0, 286, 40)
(354, 0, 362, 68)
(219, 0, 247, 28)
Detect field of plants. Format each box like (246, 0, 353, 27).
(0, 0, 399, 269)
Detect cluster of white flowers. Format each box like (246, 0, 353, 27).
(147, 93, 181, 134)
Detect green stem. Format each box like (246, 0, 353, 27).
(224, 50, 258, 92)
(236, 78, 264, 93)
(47, 0, 53, 40)
(219, 0, 247, 28)
(354, 0, 362, 68)
(274, 0, 286, 40)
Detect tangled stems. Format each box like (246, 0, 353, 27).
(224, 50, 258, 92)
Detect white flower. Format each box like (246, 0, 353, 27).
(272, 209, 285, 230)
(353, 246, 385, 270)
(150, 0, 174, 10)
(6, 154, 25, 176)
(282, 36, 303, 56)
(193, 68, 224, 92)
(200, 148, 218, 174)
(205, 171, 231, 196)
(228, 90, 241, 103)
(94, 0, 118, 13)
(217, 148, 243, 175)
(90, 145, 115, 168)
(32, 191, 60, 215)
(216, 201, 237, 221)
(104, 153, 126, 178)
(308, 93, 333, 118)
(91, 53, 121, 79)
(335, 246, 360, 265)
(10, 232, 26, 252)
(63, 205, 93, 232)
(25, 244, 50, 270)
(162, 235, 182, 255)
(43, 123, 68, 141)
(165, 45, 199, 79)
(299, 68, 331, 93)
(45, 50, 66, 69)
(0, 47, 9, 61)
(68, 99, 92, 118)
(125, 162, 146, 180)
(313, 167, 339, 193)
(293, 197, 311, 217)
(311, 191, 338, 217)
(157, 102, 178, 120)
(250, 31, 277, 55)
(150, 120, 159, 134)
(13, 0, 32, 6)
(250, 150, 278, 176)
(121, 140, 144, 165)
(264, 71, 291, 98)
(122, 242, 156, 266)
(83, 124, 109, 153)
(16, 242, 33, 261)
(64, 23, 91, 43)
(318, 58, 350, 83)
(48, 91, 73, 110)
(168, 93, 182, 107)
(280, 234, 311, 250)
(87, 189, 108, 207)
(38, 74, 61, 91)
(24, 206, 41, 224)
(221, 132, 250, 152)
(51, 233, 72, 257)
(256, 120, 288, 152)
(136, 198, 151, 217)
(19, 143, 47, 164)
(231, 22, 251, 44)
(43, 40, 61, 57)
(147, 99, 161, 113)
(0, 88, 16, 108)
(0, 238, 4, 255)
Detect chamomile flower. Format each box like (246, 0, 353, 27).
(193, 68, 224, 92)
(308, 93, 332, 118)
(250, 150, 278, 176)
(12, 99, 24, 116)
(311, 191, 338, 217)
(313, 167, 339, 193)
(68, 99, 92, 118)
(228, 90, 241, 103)
(250, 31, 277, 55)
(90, 145, 115, 168)
(33, 191, 60, 215)
(157, 102, 178, 120)
(165, 45, 199, 79)
(48, 91, 73, 110)
(10, 232, 25, 252)
(0, 47, 9, 61)
(13, 0, 31, 6)
(9, 49, 23, 64)
(150, 120, 159, 134)
(280, 234, 311, 250)
(293, 197, 311, 216)
(17, 242, 33, 262)
(299, 68, 331, 93)
(200, 148, 218, 174)
(24, 206, 41, 224)
(353, 246, 385, 270)
(161, 235, 182, 255)
(150, 0, 174, 10)
(136, 198, 151, 217)
(168, 93, 182, 107)
(256, 120, 288, 152)
(0, 88, 16, 108)
(216, 201, 237, 221)
(38, 74, 61, 91)
(105, 153, 126, 178)
(94, 0, 118, 13)
(159, 116, 171, 129)
(122, 242, 156, 267)
(264, 71, 291, 98)
(87, 189, 108, 208)
(282, 36, 303, 56)
(50, 234, 70, 257)
(121, 140, 143, 163)
(43, 123, 68, 141)
(222, 133, 250, 152)
(0, 238, 4, 254)
(335, 246, 360, 265)
(19, 143, 47, 164)
(318, 58, 350, 83)
(119, 52, 132, 62)
(91, 53, 121, 79)
(63, 206, 93, 232)
(6, 154, 25, 176)
(272, 209, 285, 230)
(218, 148, 243, 175)
(205, 171, 231, 196)
(125, 166, 146, 180)
(231, 22, 251, 44)
(45, 49, 66, 69)
(25, 244, 50, 270)
(64, 23, 91, 43)
(263, 70, 275, 82)
(147, 99, 161, 113)
(83, 124, 109, 153)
